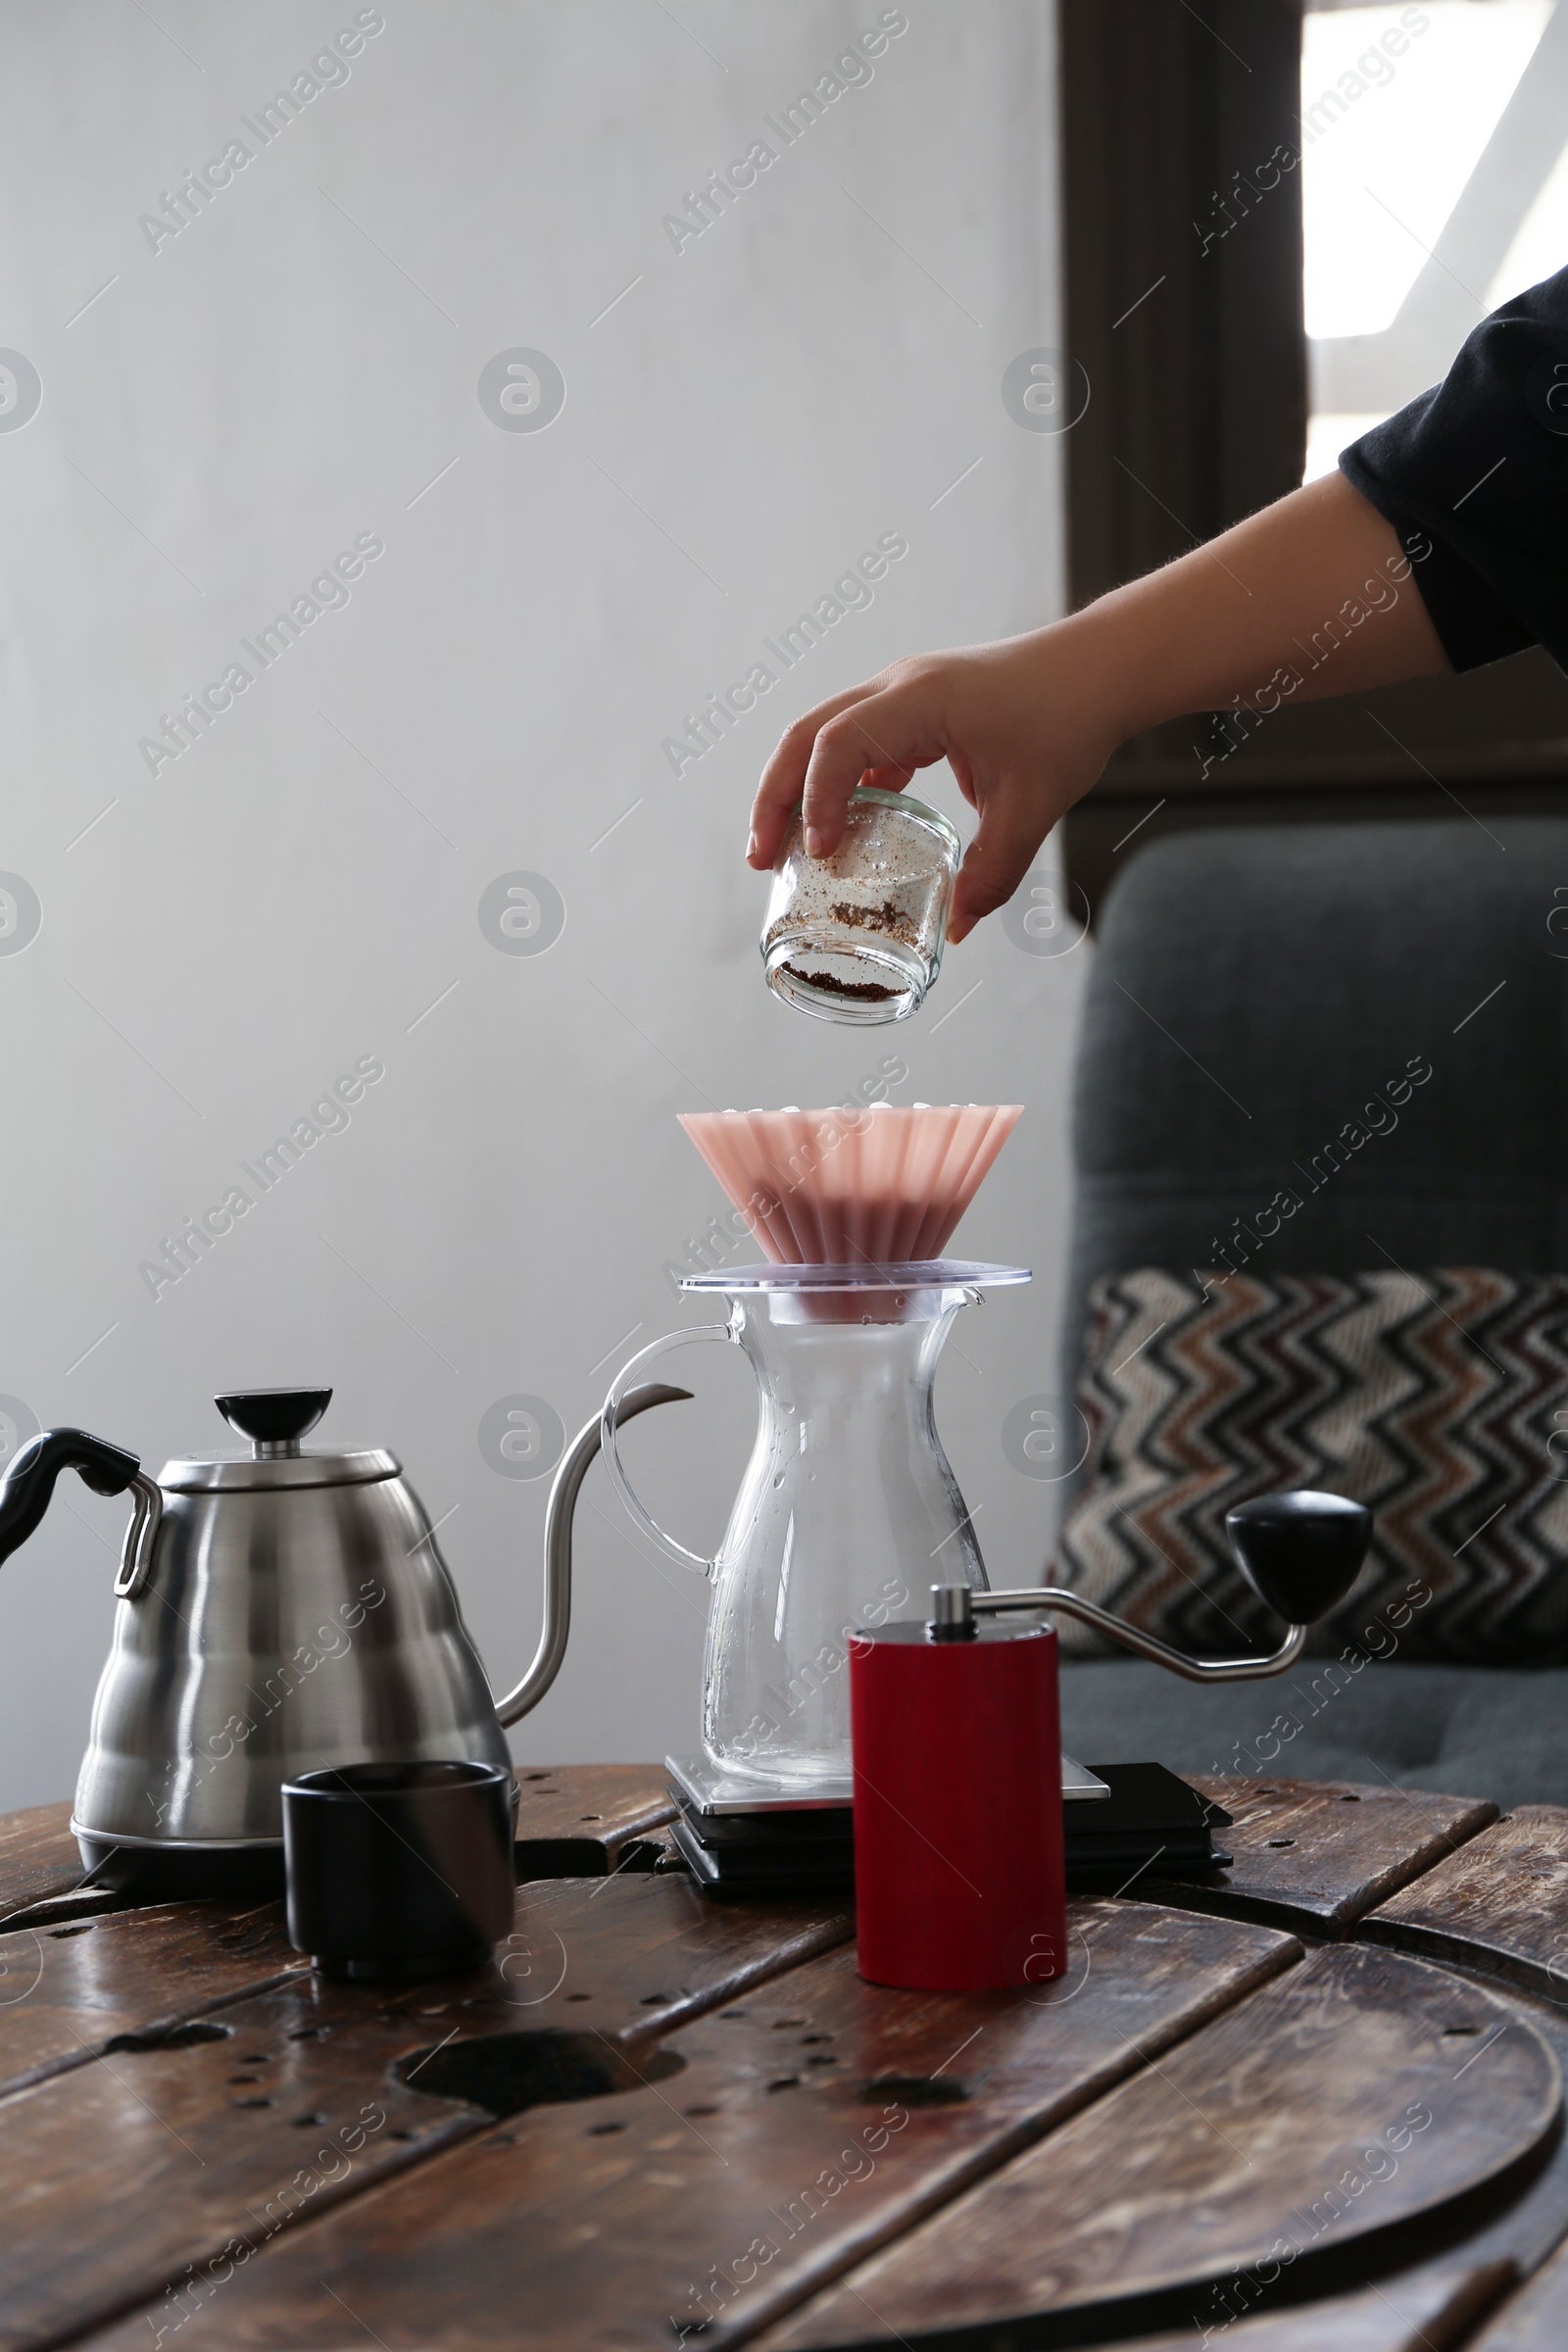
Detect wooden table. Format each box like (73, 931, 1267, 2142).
(9, 1766, 1568, 2351)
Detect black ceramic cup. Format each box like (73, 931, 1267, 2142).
(282, 1761, 515, 1982)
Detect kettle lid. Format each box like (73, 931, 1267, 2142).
(158, 1388, 400, 1493)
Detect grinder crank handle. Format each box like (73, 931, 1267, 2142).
(929, 1489, 1372, 1684)
(0, 1430, 165, 1599)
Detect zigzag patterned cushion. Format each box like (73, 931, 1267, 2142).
(1053, 1268, 1568, 1665)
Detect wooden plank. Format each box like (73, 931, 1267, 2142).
(0, 1873, 849, 2352)
(0, 1798, 86, 1920)
(0, 1767, 676, 1931)
(0, 1899, 303, 2097)
(0, 1978, 480, 2352)
(617, 1822, 686, 1876)
(74, 1899, 1300, 2352)
(1361, 1807, 1568, 2001)
(1107, 2261, 1514, 2352)
(1340, 1993, 1568, 2328)
(1117, 1990, 1568, 2352)
(1469, 2228, 1568, 2348)
(491, 1872, 851, 2040)
(512, 1761, 673, 1876)
(1138, 1775, 1497, 1938)
(752, 1945, 1560, 2350)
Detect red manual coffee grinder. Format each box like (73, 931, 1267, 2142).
(851, 1597, 1066, 1991)
(851, 1493, 1373, 1990)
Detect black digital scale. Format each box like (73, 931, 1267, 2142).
(663, 1753, 1232, 1897)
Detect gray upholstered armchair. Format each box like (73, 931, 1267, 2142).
(1054, 816, 1568, 1807)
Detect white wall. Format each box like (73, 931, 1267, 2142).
(0, 0, 1086, 1810)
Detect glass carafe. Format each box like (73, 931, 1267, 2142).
(602, 1260, 1029, 1790)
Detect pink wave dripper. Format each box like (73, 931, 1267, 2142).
(678, 1103, 1023, 1264)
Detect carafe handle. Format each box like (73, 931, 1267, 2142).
(602, 1326, 737, 1577)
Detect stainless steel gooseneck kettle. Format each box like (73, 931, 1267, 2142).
(0, 1383, 684, 1886)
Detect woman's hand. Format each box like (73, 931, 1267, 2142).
(746, 473, 1447, 944)
(745, 631, 1118, 945)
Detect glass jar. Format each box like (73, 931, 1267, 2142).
(760, 786, 961, 1024)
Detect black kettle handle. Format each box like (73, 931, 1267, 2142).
(0, 1430, 141, 1568)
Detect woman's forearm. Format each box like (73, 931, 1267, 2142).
(1065, 469, 1447, 744)
(748, 472, 1451, 940)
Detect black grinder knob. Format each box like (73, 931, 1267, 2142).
(1225, 1490, 1371, 1626)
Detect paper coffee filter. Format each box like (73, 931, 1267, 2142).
(678, 1103, 1023, 1264)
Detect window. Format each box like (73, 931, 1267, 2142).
(1301, 0, 1568, 480)
(1056, 0, 1568, 920)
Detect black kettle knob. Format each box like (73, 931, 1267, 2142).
(1226, 1491, 1371, 1626)
(216, 1388, 332, 1455)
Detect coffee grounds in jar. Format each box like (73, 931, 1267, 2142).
(831, 897, 905, 934)
(761, 798, 956, 1020)
(783, 964, 899, 1002)
(763, 902, 921, 956)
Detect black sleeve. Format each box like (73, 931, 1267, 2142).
(1339, 263, 1568, 674)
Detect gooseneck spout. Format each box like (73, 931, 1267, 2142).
(493, 1382, 691, 1728)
